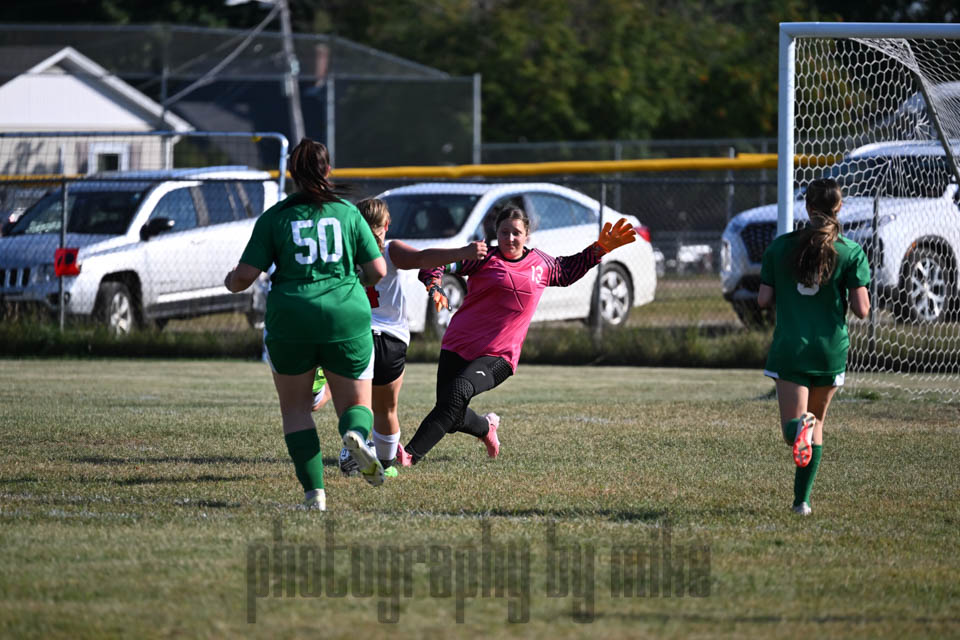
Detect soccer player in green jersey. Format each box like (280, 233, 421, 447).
(224, 138, 387, 511)
(758, 178, 871, 516)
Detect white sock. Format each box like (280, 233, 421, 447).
(372, 430, 400, 462)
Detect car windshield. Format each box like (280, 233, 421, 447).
(380, 193, 481, 239)
(6, 186, 148, 236)
(825, 154, 951, 198)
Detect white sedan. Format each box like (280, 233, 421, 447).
(376, 182, 658, 335)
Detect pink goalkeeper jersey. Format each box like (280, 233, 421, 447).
(420, 245, 600, 371)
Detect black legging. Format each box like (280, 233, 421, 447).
(405, 349, 513, 462)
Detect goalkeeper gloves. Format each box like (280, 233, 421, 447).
(427, 280, 448, 312)
(593, 218, 637, 255)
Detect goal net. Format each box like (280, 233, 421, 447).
(779, 23, 960, 397)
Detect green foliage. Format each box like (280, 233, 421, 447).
(0, 319, 772, 369)
(0, 0, 953, 143)
(0, 320, 262, 360)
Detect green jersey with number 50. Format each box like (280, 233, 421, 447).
(239, 193, 381, 342)
(761, 230, 871, 376)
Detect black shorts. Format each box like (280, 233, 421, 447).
(373, 331, 407, 386)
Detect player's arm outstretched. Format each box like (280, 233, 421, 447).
(389, 240, 487, 271)
(416, 242, 491, 312)
(547, 217, 638, 287)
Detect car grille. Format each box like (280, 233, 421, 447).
(0, 267, 30, 289)
(740, 221, 882, 272)
(740, 223, 778, 263)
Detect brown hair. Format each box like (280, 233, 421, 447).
(288, 138, 347, 205)
(793, 177, 842, 287)
(357, 198, 390, 254)
(494, 206, 530, 235)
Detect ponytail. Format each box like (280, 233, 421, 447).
(288, 138, 348, 205)
(793, 178, 842, 286)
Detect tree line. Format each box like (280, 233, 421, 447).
(1, 0, 956, 142)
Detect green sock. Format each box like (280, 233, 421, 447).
(284, 428, 324, 492)
(338, 404, 373, 441)
(793, 444, 822, 506)
(782, 417, 801, 444)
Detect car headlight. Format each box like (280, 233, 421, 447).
(720, 240, 732, 273)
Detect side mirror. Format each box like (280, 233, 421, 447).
(140, 217, 175, 241)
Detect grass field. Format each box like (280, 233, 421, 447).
(1, 359, 959, 639)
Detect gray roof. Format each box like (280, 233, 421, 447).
(0, 45, 66, 78)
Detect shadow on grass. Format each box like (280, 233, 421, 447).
(410, 506, 670, 522)
(71, 455, 289, 466)
(588, 611, 960, 625)
(112, 474, 249, 486)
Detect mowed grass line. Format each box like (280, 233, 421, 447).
(0, 359, 958, 639)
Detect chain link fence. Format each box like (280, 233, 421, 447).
(0, 132, 285, 332)
(0, 23, 478, 166)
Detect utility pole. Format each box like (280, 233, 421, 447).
(225, 0, 305, 145)
(278, 0, 305, 145)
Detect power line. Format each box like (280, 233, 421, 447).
(161, 1, 281, 107)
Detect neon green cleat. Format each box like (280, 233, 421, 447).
(383, 466, 398, 478)
(342, 431, 384, 487)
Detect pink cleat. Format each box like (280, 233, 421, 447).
(793, 412, 816, 468)
(396, 442, 413, 467)
(481, 412, 500, 458)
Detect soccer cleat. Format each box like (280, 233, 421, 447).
(481, 412, 500, 458)
(339, 446, 360, 477)
(383, 466, 399, 478)
(792, 502, 812, 516)
(302, 489, 326, 511)
(343, 430, 384, 487)
(395, 442, 413, 467)
(792, 412, 816, 468)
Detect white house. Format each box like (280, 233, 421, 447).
(0, 46, 192, 176)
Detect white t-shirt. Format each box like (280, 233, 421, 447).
(369, 240, 410, 345)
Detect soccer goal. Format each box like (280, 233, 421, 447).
(778, 22, 960, 397)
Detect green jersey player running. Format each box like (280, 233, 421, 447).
(758, 177, 870, 516)
(225, 138, 387, 511)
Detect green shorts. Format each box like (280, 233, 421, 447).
(266, 331, 374, 379)
(764, 369, 845, 388)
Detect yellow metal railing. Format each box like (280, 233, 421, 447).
(0, 153, 845, 183)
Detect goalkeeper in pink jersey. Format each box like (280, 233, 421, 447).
(400, 206, 637, 464)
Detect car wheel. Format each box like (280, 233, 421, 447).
(94, 281, 138, 334)
(590, 263, 633, 328)
(732, 298, 775, 329)
(426, 274, 466, 338)
(895, 245, 956, 323)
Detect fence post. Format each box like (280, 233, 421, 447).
(59, 179, 68, 332)
(591, 180, 606, 341)
(725, 145, 735, 223)
(869, 196, 880, 357)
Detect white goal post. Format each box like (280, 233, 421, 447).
(778, 22, 960, 397)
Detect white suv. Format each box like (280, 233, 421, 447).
(721, 141, 960, 326)
(0, 167, 279, 332)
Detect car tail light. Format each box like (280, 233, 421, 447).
(634, 224, 651, 243)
